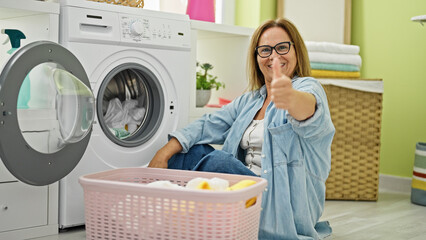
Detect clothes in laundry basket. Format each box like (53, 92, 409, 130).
(186, 177, 229, 190)
(146, 177, 229, 191)
(104, 98, 145, 134)
(146, 180, 185, 189)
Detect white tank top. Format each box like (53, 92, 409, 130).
(240, 119, 264, 176)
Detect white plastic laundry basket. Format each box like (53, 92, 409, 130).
(79, 168, 267, 240)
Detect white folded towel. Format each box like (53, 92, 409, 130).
(308, 52, 362, 67)
(305, 41, 360, 55)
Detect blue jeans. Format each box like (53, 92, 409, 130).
(168, 144, 257, 176)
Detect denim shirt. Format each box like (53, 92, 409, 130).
(170, 76, 335, 239)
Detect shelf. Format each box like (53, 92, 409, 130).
(191, 20, 254, 39)
(189, 22, 253, 120)
(0, 0, 59, 20)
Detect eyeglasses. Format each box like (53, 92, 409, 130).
(255, 41, 294, 58)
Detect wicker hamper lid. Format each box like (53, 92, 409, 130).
(319, 79, 383, 93)
(87, 0, 144, 8)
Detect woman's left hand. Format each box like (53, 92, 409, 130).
(270, 58, 296, 110)
(270, 58, 316, 121)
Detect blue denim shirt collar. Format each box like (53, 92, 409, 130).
(259, 84, 267, 97)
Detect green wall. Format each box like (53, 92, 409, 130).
(235, 0, 426, 178)
(235, 0, 276, 28)
(352, 0, 426, 177)
(259, 0, 276, 24)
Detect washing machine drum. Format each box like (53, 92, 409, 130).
(0, 41, 95, 186)
(96, 63, 164, 147)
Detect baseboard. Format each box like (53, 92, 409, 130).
(379, 174, 412, 194)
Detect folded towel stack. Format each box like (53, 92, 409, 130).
(306, 41, 361, 79)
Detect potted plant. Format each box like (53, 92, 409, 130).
(196, 62, 225, 107)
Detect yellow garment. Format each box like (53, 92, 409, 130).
(226, 180, 256, 190)
(311, 69, 360, 78)
(196, 181, 212, 190)
(227, 180, 257, 208)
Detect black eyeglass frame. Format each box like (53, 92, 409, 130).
(255, 41, 294, 58)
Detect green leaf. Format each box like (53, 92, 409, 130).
(196, 62, 225, 91)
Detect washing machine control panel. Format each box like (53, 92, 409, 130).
(129, 20, 144, 36)
(120, 15, 190, 49)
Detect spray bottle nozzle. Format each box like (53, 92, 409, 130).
(1, 29, 26, 49)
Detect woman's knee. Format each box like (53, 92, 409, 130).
(195, 150, 255, 176)
(168, 144, 215, 170)
(188, 144, 215, 156)
(206, 150, 235, 162)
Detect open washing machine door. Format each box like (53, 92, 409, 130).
(0, 41, 95, 186)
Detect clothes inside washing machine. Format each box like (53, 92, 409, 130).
(102, 69, 149, 139)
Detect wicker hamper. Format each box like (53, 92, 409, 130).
(320, 79, 383, 201)
(87, 0, 144, 8)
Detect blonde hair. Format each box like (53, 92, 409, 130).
(247, 18, 311, 91)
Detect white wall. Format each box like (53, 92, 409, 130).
(143, 0, 235, 25)
(282, 0, 347, 43)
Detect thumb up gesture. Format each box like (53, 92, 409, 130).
(270, 58, 295, 110)
(270, 58, 316, 121)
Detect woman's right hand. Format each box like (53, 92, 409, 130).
(148, 137, 183, 168)
(148, 150, 170, 168)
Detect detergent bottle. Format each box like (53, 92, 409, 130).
(1, 29, 29, 109)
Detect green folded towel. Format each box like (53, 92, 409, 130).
(311, 62, 360, 72)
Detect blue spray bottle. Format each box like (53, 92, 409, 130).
(2, 29, 30, 109)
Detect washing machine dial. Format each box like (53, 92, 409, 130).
(130, 20, 144, 36)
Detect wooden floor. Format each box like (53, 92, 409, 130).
(32, 191, 426, 240)
(320, 191, 426, 240)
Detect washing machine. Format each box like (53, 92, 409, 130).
(0, 1, 64, 239)
(57, 0, 191, 228)
(0, 0, 191, 234)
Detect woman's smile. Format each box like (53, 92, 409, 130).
(267, 61, 286, 69)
